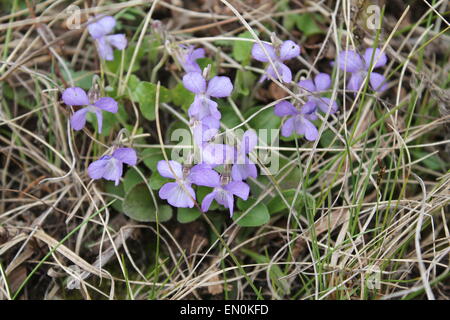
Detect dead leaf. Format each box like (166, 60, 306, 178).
(207, 262, 223, 295)
(268, 82, 289, 100)
(7, 266, 27, 294)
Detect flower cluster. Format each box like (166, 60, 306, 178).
(274, 73, 338, 140)
(62, 16, 135, 186)
(156, 41, 389, 216)
(251, 38, 388, 141)
(61, 13, 390, 221)
(157, 47, 257, 216)
(250, 39, 334, 140)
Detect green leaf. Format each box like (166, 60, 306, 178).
(126, 74, 141, 94)
(123, 168, 144, 194)
(267, 189, 299, 213)
(123, 127, 146, 146)
(149, 171, 169, 190)
(232, 31, 254, 63)
(123, 183, 172, 222)
(158, 205, 173, 221)
(90, 101, 129, 137)
(104, 181, 125, 212)
(148, 37, 161, 64)
(197, 58, 217, 77)
(413, 150, 446, 171)
(278, 166, 303, 190)
(283, 14, 298, 31)
(208, 212, 226, 243)
(62, 68, 93, 90)
(171, 82, 195, 112)
(217, 101, 241, 128)
(234, 69, 257, 96)
(165, 119, 190, 143)
(99, 110, 117, 136)
(246, 105, 281, 130)
(177, 207, 202, 223)
(105, 44, 146, 74)
(267, 189, 315, 214)
(134, 81, 171, 121)
(319, 129, 337, 148)
(296, 13, 323, 36)
(120, 13, 137, 21)
(214, 39, 233, 46)
(233, 199, 270, 227)
(141, 149, 164, 171)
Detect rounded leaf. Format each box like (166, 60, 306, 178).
(233, 199, 270, 227)
(177, 207, 202, 223)
(123, 183, 172, 222)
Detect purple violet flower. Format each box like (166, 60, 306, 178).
(88, 147, 137, 186)
(183, 72, 233, 123)
(157, 160, 220, 208)
(191, 116, 220, 146)
(232, 130, 258, 181)
(274, 101, 318, 141)
(298, 73, 338, 114)
(200, 143, 236, 168)
(175, 45, 205, 73)
(62, 87, 118, 133)
(88, 16, 127, 61)
(251, 40, 300, 83)
(337, 48, 388, 92)
(201, 175, 250, 217)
